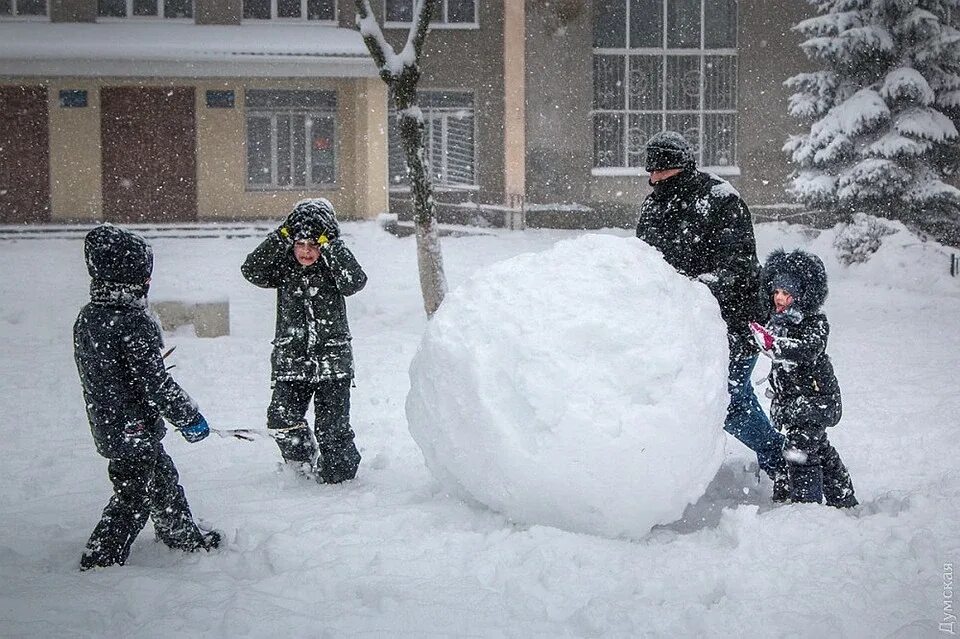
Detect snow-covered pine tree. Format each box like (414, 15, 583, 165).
(784, 0, 960, 239)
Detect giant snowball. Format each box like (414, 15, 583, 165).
(406, 234, 729, 539)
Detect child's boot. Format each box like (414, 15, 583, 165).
(772, 470, 791, 503)
(823, 463, 858, 508)
(787, 463, 823, 503)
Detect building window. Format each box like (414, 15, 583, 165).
(592, 0, 738, 171)
(243, 0, 335, 20)
(385, 0, 476, 26)
(245, 90, 337, 190)
(98, 0, 192, 18)
(0, 0, 47, 17)
(388, 91, 476, 190)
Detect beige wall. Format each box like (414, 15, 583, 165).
(26, 76, 386, 222)
(349, 77, 389, 219)
(46, 79, 102, 221)
(197, 77, 386, 221)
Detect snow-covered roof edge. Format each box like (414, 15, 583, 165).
(0, 23, 379, 78)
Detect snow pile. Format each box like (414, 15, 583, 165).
(406, 234, 729, 539)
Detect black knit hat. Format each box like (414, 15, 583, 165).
(286, 198, 337, 241)
(645, 131, 696, 172)
(84, 224, 153, 284)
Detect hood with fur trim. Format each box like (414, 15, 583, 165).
(760, 248, 828, 314)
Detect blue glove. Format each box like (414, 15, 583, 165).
(179, 414, 210, 443)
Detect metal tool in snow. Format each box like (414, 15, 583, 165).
(210, 424, 304, 442)
(210, 428, 263, 442)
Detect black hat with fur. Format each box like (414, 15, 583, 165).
(760, 248, 828, 314)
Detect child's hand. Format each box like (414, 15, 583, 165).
(750, 321, 775, 352)
(275, 224, 293, 245)
(316, 209, 339, 241)
(178, 413, 210, 443)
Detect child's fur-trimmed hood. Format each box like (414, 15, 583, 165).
(760, 248, 828, 314)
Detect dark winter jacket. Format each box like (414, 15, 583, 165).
(241, 233, 367, 383)
(636, 169, 765, 359)
(74, 281, 199, 460)
(760, 249, 841, 429)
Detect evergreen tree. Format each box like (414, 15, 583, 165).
(784, 0, 960, 235)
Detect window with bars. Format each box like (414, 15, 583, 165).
(592, 0, 738, 172)
(98, 0, 191, 18)
(243, 0, 334, 20)
(245, 90, 337, 190)
(0, 0, 46, 17)
(388, 91, 476, 190)
(385, 0, 476, 25)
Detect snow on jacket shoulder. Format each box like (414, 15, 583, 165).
(636, 169, 765, 357)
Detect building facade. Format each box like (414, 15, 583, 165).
(1, 0, 818, 227)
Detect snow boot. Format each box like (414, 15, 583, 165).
(80, 505, 144, 571)
(273, 422, 318, 466)
(823, 472, 858, 508)
(772, 470, 791, 503)
(821, 448, 858, 508)
(80, 529, 136, 571)
(787, 463, 823, 504)
(160, 527, 222, 552)
(316, 444, 361, 484)
(280, 459, 318, 481)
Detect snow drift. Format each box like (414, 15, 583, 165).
(406, 234, 729, 538)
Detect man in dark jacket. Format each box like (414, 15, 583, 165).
(636, 131, 787, 487)
(74, 224, 220, 571)
(242, 198, 367, 484)
(750, 249, 857, 507)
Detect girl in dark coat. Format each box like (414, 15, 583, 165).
(750, 249, 857, 507)
(242, 199, 367, 484)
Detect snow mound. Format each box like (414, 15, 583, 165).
(406, 234, 729, 539)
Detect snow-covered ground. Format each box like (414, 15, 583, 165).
(0, 220, 958, 638)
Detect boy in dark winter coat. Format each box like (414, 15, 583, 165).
(750, 249, 857, 507)
(74, 224, 220, 571)
(636, 131, 787, 485)
(242, 198, 367, 484)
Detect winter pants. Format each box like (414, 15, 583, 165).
(82, 441, 204, 569)
(724, 354, 787, 480)
(774, 396, 857, 507)
(267, 378, 360, 484)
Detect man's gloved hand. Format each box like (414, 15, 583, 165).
(695, 272, 719, 286)
(179, 413, 210, 443)
(750, 321, 775, 353)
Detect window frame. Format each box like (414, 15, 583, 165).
(244, 90, 339, 192)
(0, 0, 49, 19)
(240, 0, 336, 22)
(383, 0, 478, 29)
(388, 90, 478, 192)
(96, 0, 194, 19)
(591, 0, 740, 176)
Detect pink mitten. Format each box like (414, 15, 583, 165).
(750, 321, 775, 352)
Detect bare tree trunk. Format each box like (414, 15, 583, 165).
(355, 0, 447, 316)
